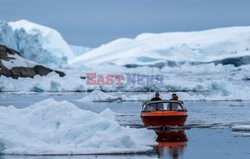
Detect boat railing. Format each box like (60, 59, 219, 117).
(141, 100, 187, 112)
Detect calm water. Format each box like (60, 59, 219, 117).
(0, 93, 250, 159)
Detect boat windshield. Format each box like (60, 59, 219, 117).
(142, 101, 185, 112)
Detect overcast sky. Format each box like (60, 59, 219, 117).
(1, 0, 250, 47)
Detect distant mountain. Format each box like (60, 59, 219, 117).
(69, 26, 250, 67)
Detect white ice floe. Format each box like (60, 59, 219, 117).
(231, 125, 250, 137)
(77, 90, 123, 102)
(0, 98, 156, 155)
(232, 125, 250, 131)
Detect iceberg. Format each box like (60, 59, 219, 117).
(1, 63, 250, 100)
(1, 19, 250, 100)
(9, 20, 74, 60)
(69, 26, 250, 66)
(0, 98, 156, 155)
(70, 45, 92, 56)
(77, 90, 123, 102)
(0, 20, 75, 67)
(0, 21, 17, 50)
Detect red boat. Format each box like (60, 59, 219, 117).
(140, 100, 188, 127)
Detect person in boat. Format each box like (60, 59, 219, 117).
(151, 92, 162, 101)
(168, 93, 179, 111)
(171, 93, 178, 101)
(150, 92, 163, 111)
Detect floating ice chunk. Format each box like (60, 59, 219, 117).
(100, 108, 116, 120)
(77, 90, 122, 102)
(232, 125, 250, 131)
(232, 132, 250, 137)
(232, 125, 250, 137)
(0, 98, 156, 155)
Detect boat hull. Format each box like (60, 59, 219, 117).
(141, 111, 188, 127)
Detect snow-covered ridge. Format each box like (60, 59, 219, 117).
(0, 98, 156, 155)
(69, 26, 250, 66)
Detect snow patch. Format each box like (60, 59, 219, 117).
(1, 53, 37, 69)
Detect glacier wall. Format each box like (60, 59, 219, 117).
(0, 20, 74, 67)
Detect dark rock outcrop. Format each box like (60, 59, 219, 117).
(0, 44, 65, 79)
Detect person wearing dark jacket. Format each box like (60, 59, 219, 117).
(151, 92, 162, 101)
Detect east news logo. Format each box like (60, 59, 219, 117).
(86, 73, 164, 85)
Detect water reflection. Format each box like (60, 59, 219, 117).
(155, 130, 188, 159)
